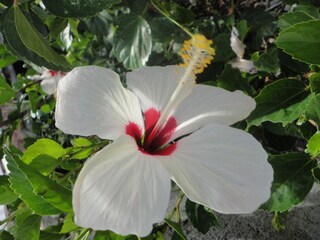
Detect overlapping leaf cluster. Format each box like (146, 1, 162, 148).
(0, 0, 319, 239)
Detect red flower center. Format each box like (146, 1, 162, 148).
(125, 108, 177, 156)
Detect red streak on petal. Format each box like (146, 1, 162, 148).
(126, 108, 177, 156)
(125, 122, 142, 145)
(49, 70, 58, 77)
(152, 116, 177, 148)
(138, 142, 177, 156)
(144, 108, 160, 137)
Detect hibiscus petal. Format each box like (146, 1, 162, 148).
(73, 135, 171, 237)
(161, 123, 272, 213)
(126, 65, 193, 112)
(55, 66, 144, 140)
(170, 85, 256, 141)
(41, 77, 57, 95)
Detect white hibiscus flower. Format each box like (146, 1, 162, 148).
(55, 35, 272, 237)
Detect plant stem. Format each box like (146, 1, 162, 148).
(75, 228, 91, 240)
(150, 0, 192, 37)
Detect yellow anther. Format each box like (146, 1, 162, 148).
(179, 34, 215, 75)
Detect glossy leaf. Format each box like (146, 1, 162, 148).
(14, 6, 72, 70)
(248, 79, 308, 126)
(15, 214, 41, 240)
(262, 153, 316, 212)
(185, 199, 221, 234)
(0, 75, 16, 106)
(276, 20, 320, 64)
(164, 219, 186, 240)
(42, 0, 119, 18)
(2, 8, 66, 71)
(114, 13, 152, 70)
(306, 131, 320, 157)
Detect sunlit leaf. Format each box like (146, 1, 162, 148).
(306, 131, 320, 157)
(114, 13, 152, 70)
(22, 138, 65, 164)
(14, 6, 72, 70)
(5, 148, 71, 215)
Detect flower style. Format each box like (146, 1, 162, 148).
(55, 65, 273, 236)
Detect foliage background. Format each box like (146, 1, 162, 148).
(0, 0, 320, 239)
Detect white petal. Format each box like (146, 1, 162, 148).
(41, 77, 57, 95)
(230, 59, 257, 74)
(73, 135, 171, 237)
(171, 85, 256, 141)
(230, 27, 245, 59)
(55, 66, 144, 140)
(161, 124, 272, 213)
(126, 65, 193, 112)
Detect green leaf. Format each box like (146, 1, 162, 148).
(0, 231, 14, 240)
(114, 14, 152, 70)
(28, 155, 60, 176)
(164, 219, 186, 240)
(292, 4, 320, 18)
(309, 72, 320, 93)
(2, 8, 66, 71)
(276, 20, 320, 65)
(60, 214, 79, 233)
(15, 214, 41, 240)
(22, 138, 65, 164)
(247, 79, 308, 126)
(39, 231, 63, 240)
(306, 131, 320, 157)
(70, 137, 93, 160)
(14, 6, 72, 70)
(312, 167, 320, 182)
(262, 153, 316, 212)
(0, 75, 16, 106)
(0, 45, 17, 68)
(212, 33, 234, 62)
(278, 12, 313, 31)
(5, 148, 71, 215)
(17, 160, 72, 212)
(42, 0, 119, 18)
(0, 176, 18, 204)
(185, 199, 221, 234)
(217, 65, 254, 94)
(254, 47, 280, 74)
(305, 93, 320, 126)
(150, 17, 180, 42)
